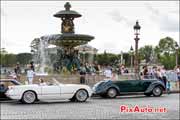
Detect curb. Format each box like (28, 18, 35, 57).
(92, 90, 180, 97)
(164, 90, 180, 94)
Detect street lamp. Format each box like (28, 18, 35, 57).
(133, 20, 141, 74)
(175, 42, 179, 66)
(130, 46, 134, 72)
(83, 47, 86, 65)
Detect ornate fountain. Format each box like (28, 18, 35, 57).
(31, 2, 94, 72)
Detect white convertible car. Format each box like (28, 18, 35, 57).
(5, 78, 92, 104)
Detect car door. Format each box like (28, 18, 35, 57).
(139, 80, 153, 91)
(127, 80, 144, 92)
(40, 85, 61, 100)
(60, 84, 75, 99)
(115, 80, 143, 92)
(115, 80, 133, 92)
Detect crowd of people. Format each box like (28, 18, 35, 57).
(140, 65, 180, 80)
(2, 61, 180, 92)
(140, 65, 180, 92)
(9, 62, 35, 85)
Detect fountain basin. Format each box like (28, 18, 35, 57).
(42, 33, 94, 47)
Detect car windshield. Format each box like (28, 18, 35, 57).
(94, 80, 110, 87)
(118, 73, 139, 80)
(117, 74, 157, 81)
(51, 78, 61, 85)
(141, 75, 157, 80)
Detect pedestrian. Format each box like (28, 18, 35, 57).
(166, 80, 171, 94)
(30, 61, 35, 71)
(175, 65, 180, 89)
(161, 66, 167, 87)
(26, 65, 35, 84)
(79, 64, 86, 84)
(14, 63, 21, 81)
(104, 65, 112, 79)
(12, 75, 17, 82)
(143, 65, 149, 79)
(120, 64, 125, 74)
(156, 68, 163, 81)
(176, 65, 180, 80)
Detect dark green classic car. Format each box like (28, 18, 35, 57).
(92, 74, 166, 98)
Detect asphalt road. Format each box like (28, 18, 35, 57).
(0, 94, 179, 119)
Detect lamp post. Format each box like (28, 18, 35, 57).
(130, 46, 134, 72)
(83, 47, 86, 65)
(175, 42, 179, 66)
(133, 20, 141, 74)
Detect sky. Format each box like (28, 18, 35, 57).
(1, 1, 179, 54)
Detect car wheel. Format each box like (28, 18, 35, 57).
(144, 93, 152, 97)
(75, 89, 88, 102)
(107, 88, 117, 98)
(21, 91, 36, 104)
(152, 86, 163, 97)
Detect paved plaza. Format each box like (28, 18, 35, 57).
(0, 94, 179, 119)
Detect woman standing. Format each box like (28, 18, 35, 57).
(26, 65, 35, 84)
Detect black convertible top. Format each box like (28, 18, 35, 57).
(0, 79, 21, 85)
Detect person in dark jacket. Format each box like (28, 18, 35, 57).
(14, 63, 21, 81)
(79, 64, 86, 84)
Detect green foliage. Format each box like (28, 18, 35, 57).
(157, 37, 177, 54)
(95, 52, 119, 66)
(122, 53, 131, 66)
(1, 53, 17, 67)
(139, 45, 153, 63)
(155, 37, 178, 69)
(1, 36, 179, 70)
(0, 51, 32, 67)
(16, 53, 32, 65)
(159, 54, 175, 69)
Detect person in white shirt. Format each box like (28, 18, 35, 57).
(27, 66, 35, 84)
(104, 66, 112, 79)
(175, 65, 180, 88)
(176, 66, 180, 80)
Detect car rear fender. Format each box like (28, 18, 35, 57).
(145, 81, 165, 93)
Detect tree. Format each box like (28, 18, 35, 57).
(0, 48, 8, 54)
(155, 37, 177, 69)
(16, 53, 32, 66)
(3, 54, 17, 67)
(95, 52, 119, 66)
(122, 52, 131, 67)
(139, 45, 153, 63)
(157, 37, 177, 54)
(0, 49, 17, 67)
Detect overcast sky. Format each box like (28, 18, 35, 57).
(1, 1, 179, 54)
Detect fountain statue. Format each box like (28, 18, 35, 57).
(31, 2, 94, 73)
